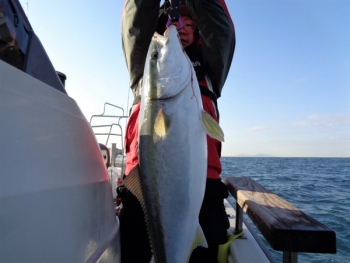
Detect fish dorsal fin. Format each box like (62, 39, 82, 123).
(187, 225, 208, 263)
(122, 166, 156, 255)
(153, 107, 169, 143)
(201, 110, 225, 142)
(122, 166, 146, 215)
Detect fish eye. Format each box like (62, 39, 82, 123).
(151, 52, 158, 59)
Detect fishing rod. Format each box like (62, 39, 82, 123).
(167, 0, 180, 22)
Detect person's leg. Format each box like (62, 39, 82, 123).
(118, 186, 152, 263)
(189, 245, 219, 263)
(189, 179, 230, 263)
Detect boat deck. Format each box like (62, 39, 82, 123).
(224, 200, 272, 263)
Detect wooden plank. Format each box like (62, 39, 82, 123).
(224, 177, 336, 254)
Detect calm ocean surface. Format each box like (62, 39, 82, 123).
(221, 157, 350, 263)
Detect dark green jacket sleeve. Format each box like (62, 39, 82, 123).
(122, 0, 235, 99)
(187, 0, 235, 98)
(121, 0, 160, 98)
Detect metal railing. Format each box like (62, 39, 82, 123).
(89, 103, 128, 146)
(225, 177, 336, 263)
(90, 103, 128, 167)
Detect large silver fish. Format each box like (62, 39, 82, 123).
(123, 25, 224, 263)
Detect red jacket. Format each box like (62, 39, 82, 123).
(123, 0, 235, 179)
(124, 88, 222, 179)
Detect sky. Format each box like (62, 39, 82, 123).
(18, 0, 350, 157)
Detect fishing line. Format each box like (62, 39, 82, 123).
(188, 56, 201, 120)
(118, 82, 132, 183)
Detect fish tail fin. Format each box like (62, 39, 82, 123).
(217, 231, 244, 263)
(187, 225, 208, 262)
(201, 110, 225, 142)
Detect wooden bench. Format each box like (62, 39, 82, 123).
(224, 177, 336, 263)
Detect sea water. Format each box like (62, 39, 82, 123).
(221, 157, 350, 263)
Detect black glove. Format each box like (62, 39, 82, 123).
(116, 184, 129, 199)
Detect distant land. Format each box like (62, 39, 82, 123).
(235, 154, 275, 157)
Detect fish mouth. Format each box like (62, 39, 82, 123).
(165, 25, 183, 49)
(153, 32, 168, 50)
(150, 26, 191, 100)
(156, 25, 183, 50)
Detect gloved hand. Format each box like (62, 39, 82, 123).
(116, 184, 140, 208)
(220, 181, 229, 199)
(116, 185, 127, 199)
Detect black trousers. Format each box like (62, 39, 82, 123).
(118, 185, 152, 263)
(118, 179, 229, 263)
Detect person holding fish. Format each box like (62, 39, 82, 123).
(119, 0, 235, 262)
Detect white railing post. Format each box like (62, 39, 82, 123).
(110, 143, 116, 167)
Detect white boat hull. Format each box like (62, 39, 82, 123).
(0, 60, 120, 262)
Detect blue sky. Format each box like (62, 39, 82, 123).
(19, 0, 350, 157)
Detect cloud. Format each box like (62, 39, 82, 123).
(292, 114, 350, 128)
(246, 114, 350, 133)
(247, 126, 274, 131)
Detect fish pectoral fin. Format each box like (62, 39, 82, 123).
(188, 225, 208, 262)
(153, 107, 169, 143)
(201, 110, 225, 142)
